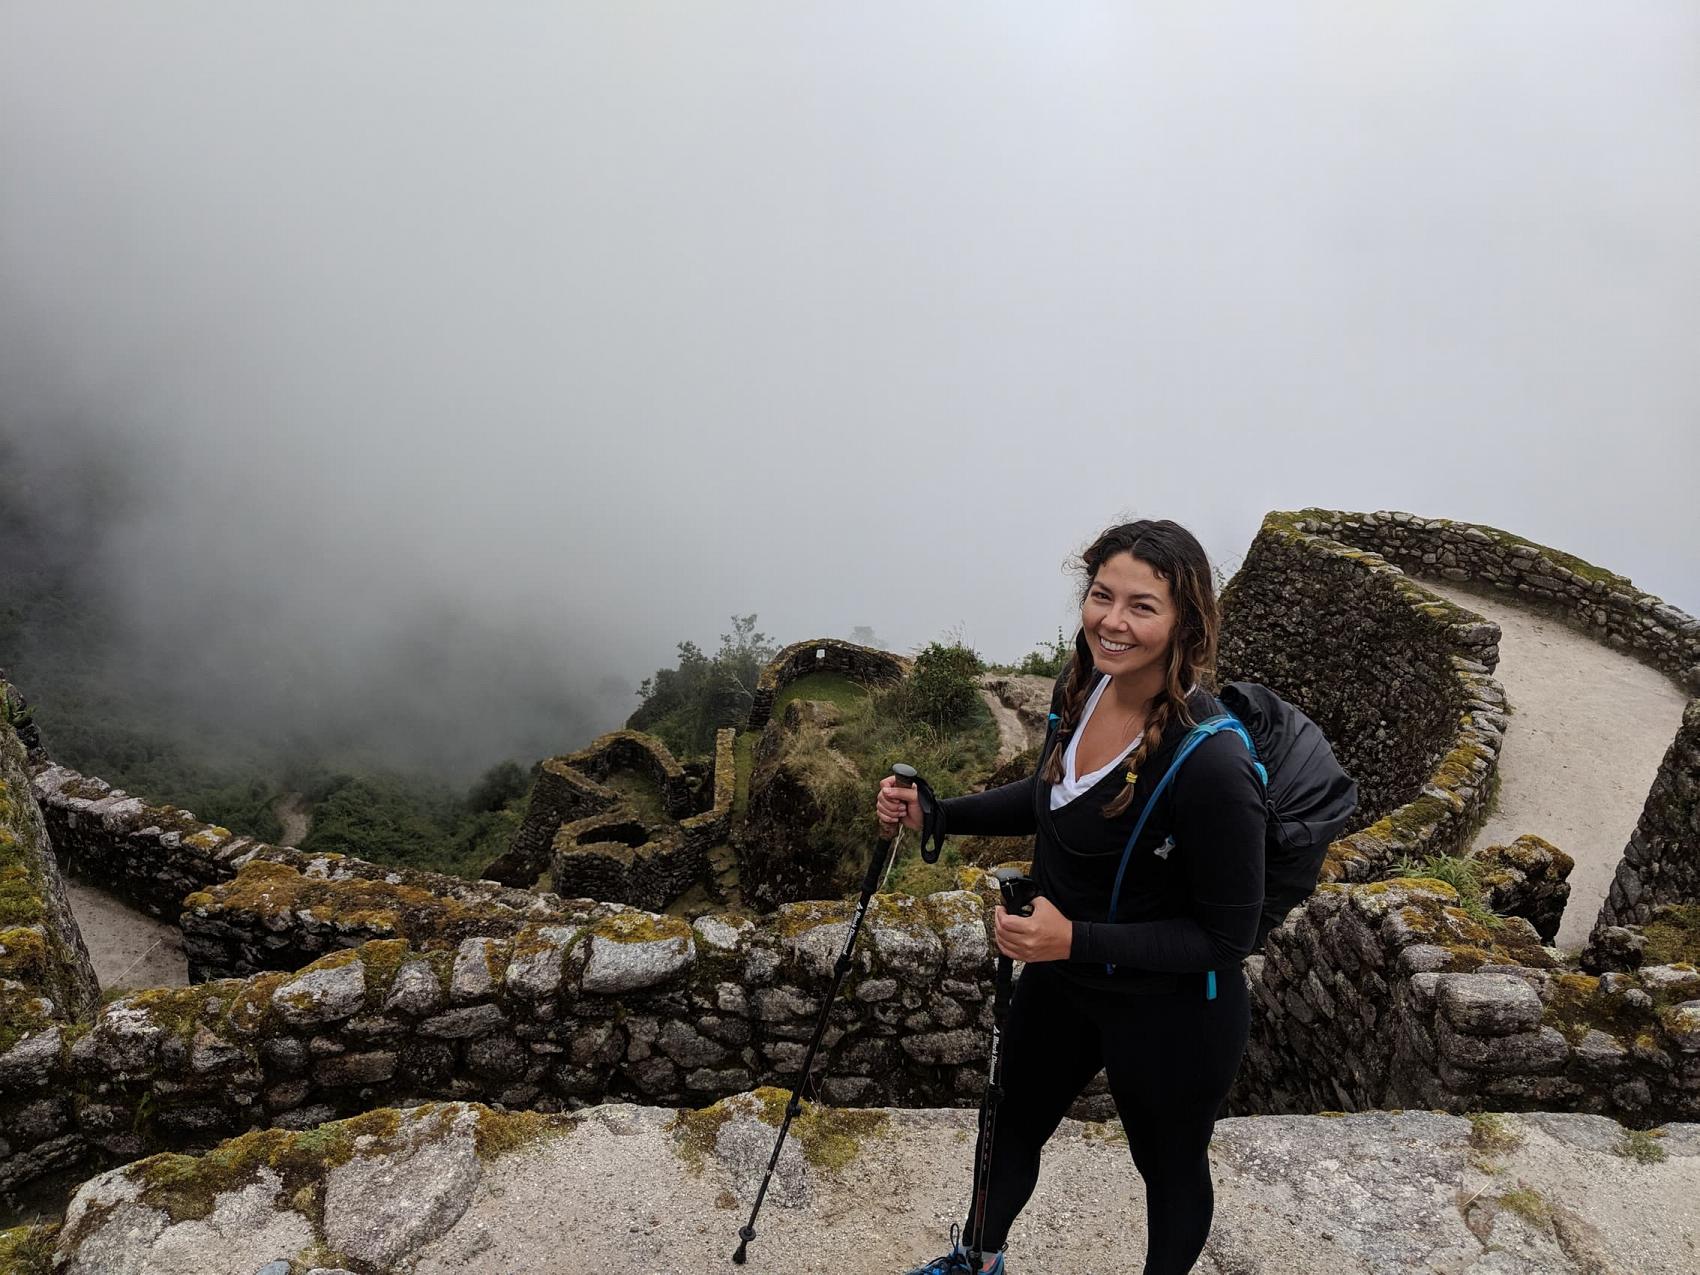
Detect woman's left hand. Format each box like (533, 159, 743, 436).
(994, 895, 1073, 962)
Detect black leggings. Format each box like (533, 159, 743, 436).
(967, 960, 1250, 1274)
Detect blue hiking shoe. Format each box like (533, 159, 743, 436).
(902, 1224, 1005, 1274)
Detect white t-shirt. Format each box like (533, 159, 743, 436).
(1050, 675, 1142, 811)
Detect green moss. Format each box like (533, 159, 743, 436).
(132, 1106, 408, 1224)
(1541, 973, 1654, 1046)
(771, 899, 851, 939)
(1468, 1111, 1522, 1160)
(669, 1099, 735, 1173)
(0, 926, 48, 982)
(731, 732, 756, 819)
(196, 858, 547, 952)
(591, 911, 691, 945)
(121, 984, 228, 1040)
(1642, 905, 1700, 967)
(0, 1224, 56, 1275)
(669, 1089, 889, 1175)
(0, 865, 44, 929)
(1618, 1128, 1667, 1164)
(473, 1108, 574, 1161)
(1497, 1187, 1550, 1227)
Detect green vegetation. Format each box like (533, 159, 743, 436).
(295, 764, 530, 878)
(1497, 1187, 1551, 1227)
(1642, 904, 1700, 967)
(1391, 853, 1500, 930)
(0, 1224, 55, 1275)
(670, 1089, 888, 1175)
(887, 641, 984, 731)
(1618, 1128, 1667, 1164)
(1467, 1111, 1522, 1170)
(771, 671, 870, 717)
(628, 614, 777, 759)
(803, 652, 1000, 897)
(988, 628, 1071, 679)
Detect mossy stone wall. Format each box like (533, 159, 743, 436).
(1286, 508, 1699, 692)
(1220, 512, 1508, 881)
(0, 879, 1005, 1198)
(485, 729, 700, 888)
(745, 638, 908, 733)
(1234, 879, 1700, 1127)
(0, 713, 99, 1197)
(549, 728, 735, 912)
(1595, 701, 1700, 934)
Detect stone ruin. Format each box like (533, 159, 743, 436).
(1, 509, 1697, 1269)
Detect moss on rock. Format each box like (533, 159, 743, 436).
(670, 1088, 889, 1176)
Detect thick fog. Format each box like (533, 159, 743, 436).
(2, 2, 1696, 776)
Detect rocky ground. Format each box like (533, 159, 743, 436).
(1419, 580, 1690, 949)
(29, 1096, 1699, 1275)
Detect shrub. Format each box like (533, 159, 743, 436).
(895, 642, 984, 731)
(1013, 628, 1072, 678)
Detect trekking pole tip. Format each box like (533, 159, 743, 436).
(733, 1226, 754, 1264)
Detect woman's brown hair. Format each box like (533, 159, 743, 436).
(1040, 519, 1221, 818)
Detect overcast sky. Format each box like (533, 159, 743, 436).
(3, 3, 1696, 774)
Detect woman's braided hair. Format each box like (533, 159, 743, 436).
(1039, 519, 1221, 818)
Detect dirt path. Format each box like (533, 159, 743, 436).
(1420, 580, 1689, 949)
(976, 688, 1029, 764)
(65, 878, 188, 991)
(273, 790, 312, 847)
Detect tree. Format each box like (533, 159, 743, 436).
(628, 616, 779, 758)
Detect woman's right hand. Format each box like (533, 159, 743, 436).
(875, 774, 924, 834)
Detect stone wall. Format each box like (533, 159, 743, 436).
(180, 853, 630, 983)
(744, 638, 909, 733)
(1220, 511, 1509, 882)
(0, 883, 1004, 1198)
(0, 716, 100, 1197)
(484, 729, 698, 888)
(1233, 879, 1700, 1128)
(1595, 701, 1700, 933)
(1472, 835, 1574, 945)
(29, 762, 263, 922)
(1285, 508, 1700, 692)
(0, 715, 99, 1046)
(550, 729, 735, 912)
(1251, 509, 1700, 954)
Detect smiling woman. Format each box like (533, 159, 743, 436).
(878, 519, 1267, 1275)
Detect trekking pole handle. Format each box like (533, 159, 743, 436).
(877, 762, 917, 838)
(994, 868, 1038, 917)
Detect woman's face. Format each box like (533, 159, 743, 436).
(1081, 551, 1179, 682)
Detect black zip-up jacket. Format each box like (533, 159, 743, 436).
(940, 672, 1266, 994)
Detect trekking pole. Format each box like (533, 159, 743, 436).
(732, 761, 940, 1266)
(965, 867, 1038, 1268)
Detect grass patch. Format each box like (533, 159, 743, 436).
(600, 769, 671, 828)
(772, 672, 872, 717)
(0, 1224, 56, 1275)
(1392, 853, 1501, 930)
(1618, 1128, 1667, 1164)
(1642, 904, 1700, 967)
(731, 733, 756, 819)
(1467, 1111, 1522, 1169)
(1497, 1187, 1550, 1227)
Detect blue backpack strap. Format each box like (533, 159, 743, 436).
(1102, 714, 1268, 989)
